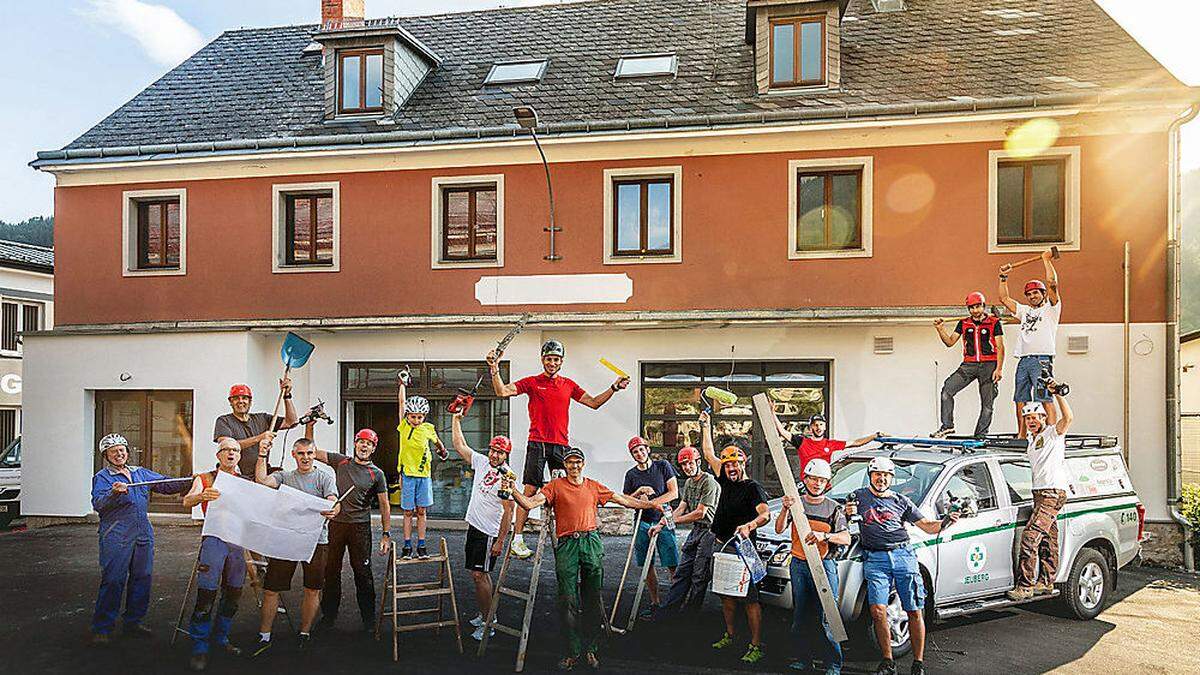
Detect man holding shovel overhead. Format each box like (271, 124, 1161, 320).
(487, 339, 629, 559)
(999, 249, 1062, 437)
(213, 379, 298, 476)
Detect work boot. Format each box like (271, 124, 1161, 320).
(123, 623, 153, 639)
(910, 661, 926, 675)
(585, 652, 600, 670)
(511, 538, 534, 559)
(712, 633, 735, 650)
(1033, 581, 1055, 595)
(874, 659, 897, 675)
(930, 427, 954, 439)
(189, 653, 208, 672)
(1006, 586, 1035, 601)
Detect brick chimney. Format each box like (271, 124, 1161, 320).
(322, 0, 365, 28)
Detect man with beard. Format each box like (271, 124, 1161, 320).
(932, 291, 1005, 438)
(487, 339, 629, 559)
(699, 411, 771, 665)
(999, 249, 1062, 437)
(213, 380, 298, 475)
(647, 445, 720, 617)
(309, 425, 391, 632)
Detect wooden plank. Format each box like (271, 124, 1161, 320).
(500, 587, 530, 601)
(751, 393, 848, 642)
(493, 623, 522, 638)
(395, 620, 459, 632)
(393, 587, 452, 600)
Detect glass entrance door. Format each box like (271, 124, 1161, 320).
(95, 390, 194, 513)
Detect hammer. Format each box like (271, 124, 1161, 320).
(1005, 246, 1060, 271)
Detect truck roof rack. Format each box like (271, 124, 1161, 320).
(873, 434, 1118, 453)
(973, 434, 1119, 450)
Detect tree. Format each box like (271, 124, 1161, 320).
(0, 216, 53, 247)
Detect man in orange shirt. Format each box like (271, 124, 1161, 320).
(508, 447, 657, 671)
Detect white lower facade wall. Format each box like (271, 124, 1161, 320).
(22, 321, 1170, 520)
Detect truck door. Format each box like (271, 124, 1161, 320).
(934, 460, 1015, 600)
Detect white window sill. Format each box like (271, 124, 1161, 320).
(123, 268, 185, 277)
(273, 264, 340, 274)
(788, 248, 871, 261)
(603, 253, 682, 265)
(432, 259, 502, 270)
(987, 240, 1079, 255)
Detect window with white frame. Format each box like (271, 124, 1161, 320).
(272, 182, 341, 273)
(988, 146, 1080, 253)
(603, 166, 683, 264)
(430, 175, 504, 269)
(0, 300, 41, 355)
(788, 157, 873, 259)
(122, 188, 186, 276)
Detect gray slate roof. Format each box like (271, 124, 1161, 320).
(43, 0, 1194, 159)
(0, 240, 54, 273)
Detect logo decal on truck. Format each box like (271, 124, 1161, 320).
(966, 543, 987, 573)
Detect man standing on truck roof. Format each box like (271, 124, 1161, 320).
(999, 249, 1062, 438)
(774, 413, 882, 470)
(1008, 381, 1074, 601)
(845, 457, 959, 675)
(932, 291, 1005, 438)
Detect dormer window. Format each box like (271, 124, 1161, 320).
(770, 17, 824, 87)
(338, 48, 384, 114)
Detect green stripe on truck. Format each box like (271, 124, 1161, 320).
(909, 501, 1137, 550)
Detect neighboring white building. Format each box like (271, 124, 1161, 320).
(0, 241, 53, 450)
(1181, 330, 1200, 485)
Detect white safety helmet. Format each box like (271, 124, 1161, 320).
(867, 456, 896, 475)
(803, 458, 833, 481)
(1021, 402, 1046, 417)
(404, 395, 431, 416)
(98, 433, 129, 455)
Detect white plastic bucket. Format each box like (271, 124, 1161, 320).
(710, 550, 751, 597)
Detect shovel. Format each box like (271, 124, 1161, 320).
(268, 332, 316, 464)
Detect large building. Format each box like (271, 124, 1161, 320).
(0, 241, 53, 449)
(24, 0, 1199, 548)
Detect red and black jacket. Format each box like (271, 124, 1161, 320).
(955, 316, 1002, 363)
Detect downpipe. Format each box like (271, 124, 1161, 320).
(1167, 104, 1198, 570)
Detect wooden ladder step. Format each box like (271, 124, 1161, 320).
(393, 587, 453, 601)
(381, 607, 442, 618)
(492, 623, 522, 638)
(395, 556, 449, 565)
(396, 581, 443, 592)
(499, 587, 530, 601)
(394, 620, 459, 633)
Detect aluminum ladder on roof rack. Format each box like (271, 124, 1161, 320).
(374, 537, 463, 661)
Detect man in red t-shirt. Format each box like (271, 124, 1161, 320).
(487, 339, 630, 558)
(776, 414, 881, 470)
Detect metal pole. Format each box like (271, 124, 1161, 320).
(1123, 241, 1131, 463)
(529, 130, 561, 262)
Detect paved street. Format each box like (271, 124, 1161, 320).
(0, 523, 1197, 674)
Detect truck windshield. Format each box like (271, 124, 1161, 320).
(0, 438, 18, 468)
(828, 458, 943, 504)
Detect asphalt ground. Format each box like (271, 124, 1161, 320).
(0, 523, 1196, 674)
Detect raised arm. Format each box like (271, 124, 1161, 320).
(397, 377, 408, 420)
(934, 318, 960, 348)
(847, 431, 883, 449)
(450, 412, 473, 462)
(998, 264, 1018, 313)
(577, 377, 630, 410)
(306, 421, 331, 464)
(486, 350, 519, 398)
(182, 476, 217, 510)
(1053, 389, 1073, 435)
(774, 495, 794, 534)
(280, 377, 298, 429)
(1043, 250, 1061, 305)
(699, 411, 721, 475)
(255, 438, 279, 488)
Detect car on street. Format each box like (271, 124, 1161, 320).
(754, 435, 1144, 657)
(0, 436, 21, 528)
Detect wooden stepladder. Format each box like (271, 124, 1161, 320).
(608, 509, 659, 634)
(374, 537, 463, 661)
(478, 517, 552, 673)
(171, 547, 291, 645)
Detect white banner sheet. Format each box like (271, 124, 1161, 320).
(202, 471, 331, 562)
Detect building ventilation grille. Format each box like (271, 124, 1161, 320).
(873, 336, 894, 354)
(1067, 335, 1089, 354)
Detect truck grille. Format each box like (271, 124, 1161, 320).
(759, 576, 788, 595)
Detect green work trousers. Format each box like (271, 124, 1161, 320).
(554, 531, 605, 657)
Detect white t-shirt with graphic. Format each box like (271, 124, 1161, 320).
(1028, 424, 1069, 491)
(465, 452, 506, 537)
(1013, 300, 1061, 357)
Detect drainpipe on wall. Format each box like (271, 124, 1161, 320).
(1167, 104, 1198, 571)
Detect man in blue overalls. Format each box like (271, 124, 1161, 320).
(90, 433, 191, 644)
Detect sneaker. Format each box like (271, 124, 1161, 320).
(931, 426, 954, 439)
(511, 539, 534, 559)
(417, 545, 429, 559)
(471, 625, 496, 641)
(401, 545, 413, 560)
(875, 660, 898, 675)
(557, 656, 577, 671)
(584, 652, 600, 670)
(1006, 586, 1035, 601)
(712, 633, 735, 650)
(297, 633, 311, 649)
(910, 661, 926, 675)
(741, 644, 765, 664)
(188, 653, 208, 672)
(787, 660, 811, 671)
(1033, 581, 1055, 595)
(469, 614, 485, 628)
(825, 666, 842, 675)
(251, 637, 272, 658)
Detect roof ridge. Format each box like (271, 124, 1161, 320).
(220, 0, 621, 33)
(0, 239, 54, 251)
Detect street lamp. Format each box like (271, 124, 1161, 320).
(513, 106, 561, 262)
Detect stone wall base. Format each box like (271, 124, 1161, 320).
(1141, 522, 1190, 568)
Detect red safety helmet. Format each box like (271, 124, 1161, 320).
(627, 436, 650, 453)
(965, 291, 986, 307)
(355, 428, 379, 445)
(1024, 280, 1047, 294)
(228, 384, 252, 399)
(676, 446, 700, 463)
(488, 435, 513, 454)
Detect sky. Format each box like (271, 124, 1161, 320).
(1, 0, 1198, 223)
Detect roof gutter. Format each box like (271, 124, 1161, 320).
(30, 88, 1196, 168)
(1166, 103, 1198, 570)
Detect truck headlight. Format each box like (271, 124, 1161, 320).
(769, 545, 790, 567)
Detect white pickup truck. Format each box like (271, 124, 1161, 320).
(0, 437, 20, 528)
(754, 435, 1144, 656)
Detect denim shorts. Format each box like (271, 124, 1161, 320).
(863, 547, 924, 612)
(633, 519, 680, 568)
(400, 475, 433, 510)
(1014, 355, 1053, 403)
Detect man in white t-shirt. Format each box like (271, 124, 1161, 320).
(999, 249, 1062, 438)
(450, 411, 515, 641)
(1008, 381, 1073, 601)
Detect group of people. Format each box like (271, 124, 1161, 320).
(87, 251, 1077, 675)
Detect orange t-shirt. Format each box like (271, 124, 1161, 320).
(785, 496, 846, 561)
(540, 477, 614, 538)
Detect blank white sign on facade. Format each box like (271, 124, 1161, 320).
(475, 273, 633, 305)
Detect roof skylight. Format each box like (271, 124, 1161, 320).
(614, 53, 677, 79)
(485, 60, 548, 85)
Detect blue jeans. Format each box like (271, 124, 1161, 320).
(789, 557, 842, 670)
(1014, 355, 1053, 403)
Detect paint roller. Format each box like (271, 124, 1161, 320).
(701, 386, 738, 412)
